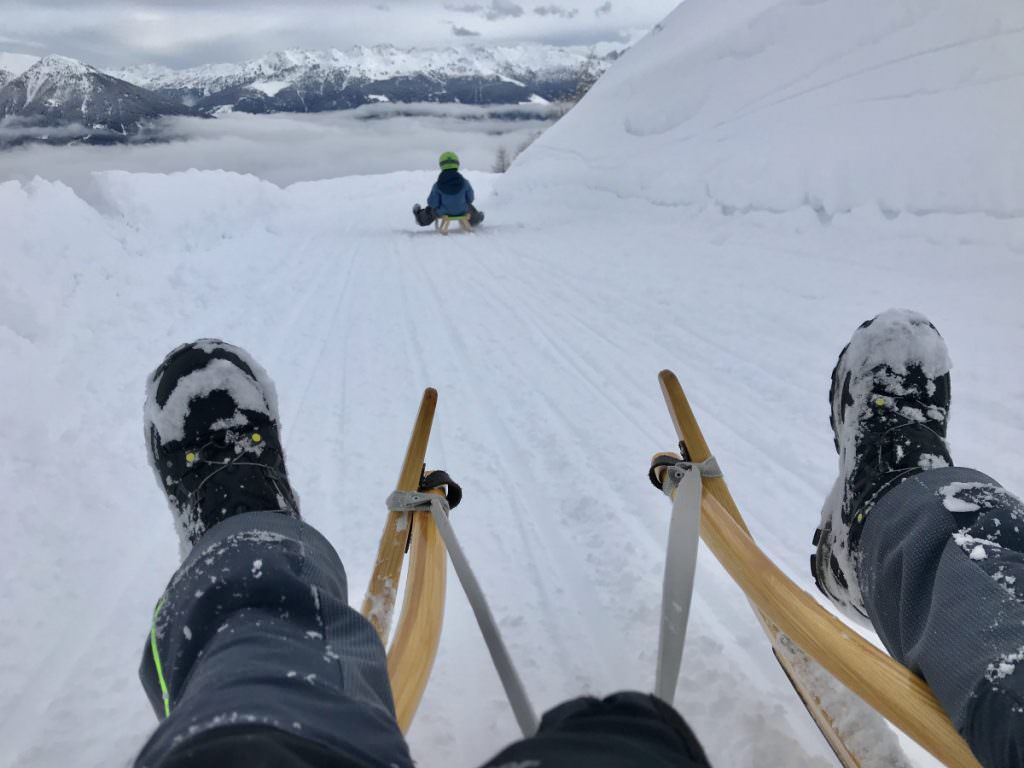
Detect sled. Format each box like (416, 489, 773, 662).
(361, 389, 449, 732)
(654, 370, 980, 768)
(435, 214, 472, 235)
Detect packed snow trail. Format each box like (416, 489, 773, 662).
(3, 168, 1022, 768)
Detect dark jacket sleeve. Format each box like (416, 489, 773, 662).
(427, 183, 441, 210)
(465, 180, 475, 206)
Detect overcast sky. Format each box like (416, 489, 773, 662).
(0, 0, 678, 69)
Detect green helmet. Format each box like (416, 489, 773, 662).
(439, 151, 460, 171)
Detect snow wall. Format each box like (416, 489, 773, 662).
(510, 0, 1024, 219)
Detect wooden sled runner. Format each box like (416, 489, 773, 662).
(654, 370, 980, 768)
(361, 389, 449, 732)
(435, 214, 472, 235)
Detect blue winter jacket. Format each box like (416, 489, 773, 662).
(428, 170, 475, 216)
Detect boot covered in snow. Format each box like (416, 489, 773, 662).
(144, 339, 300, 556)
(812, 309, 952, 620)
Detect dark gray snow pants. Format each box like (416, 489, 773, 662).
(135, 511, 710, 768)
(135, 511, 413, 768)
(860, 467, 1024, 768)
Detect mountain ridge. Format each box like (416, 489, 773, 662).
(111, 43, 617, 113)
(0, 44, 615, 146)
(113, 44, 617, 91)
(0, 54, 194, 146)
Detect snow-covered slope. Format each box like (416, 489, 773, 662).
(512, 0, 1024, 218)
(2, 1, 1022, 768)
(5, 167, 1021, 768)
(0, 55, 192, 144)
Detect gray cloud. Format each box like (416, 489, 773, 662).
(451, 25, 481, 36)
(0, 118, 119, 143)
(485, 0, 525, 20)
(534, 5, 578, 19)
(442, 0, 525, 22)
(0, 105, 561, 190)
(595, 1, 612, 16)
(0, 0, 666, 68)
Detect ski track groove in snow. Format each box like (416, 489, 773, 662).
(404, 252, 614, 679)
(396, 233, 841, 768)
(284, 248, 359, 430)
(474, 232, 834, 582)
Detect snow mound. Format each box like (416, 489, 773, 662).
(512, 0, 1024, 219)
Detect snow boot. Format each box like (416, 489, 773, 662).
(469, 206, 485, 227)
(812, 309, 952, 620)
(144, 339, 300, 556)
(413, 204, 436, 227)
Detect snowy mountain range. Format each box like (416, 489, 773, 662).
(0, 55, 192, 145)
(113, 45, 615, 113)
(0, 45, 614, 146)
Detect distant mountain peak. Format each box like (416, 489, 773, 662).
(0, 52, 192, 147)
(32, 54, 93, 74)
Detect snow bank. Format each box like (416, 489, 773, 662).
(511, 0, 1024, 218)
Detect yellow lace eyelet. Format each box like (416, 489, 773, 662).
(874, 397, 886, 407)
(185, 451, 197, 464)
(251, 433, 262, 444)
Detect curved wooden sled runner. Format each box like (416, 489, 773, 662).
(361, 388, 449, 732)
(657, 370, 979, 768)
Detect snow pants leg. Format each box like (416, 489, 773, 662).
(859, 467, 1024, 768)
(135, 511, 412, 768)
(477, 692, 712, 768)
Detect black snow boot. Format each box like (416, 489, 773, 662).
(413, 203, 436, 227)
(144, 339, 300, 556)
(469, 205, 485, 227)
(812, 309, 952, 620)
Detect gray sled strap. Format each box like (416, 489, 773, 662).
(654, 456, 721, 704)
(386, 490, 539, 737)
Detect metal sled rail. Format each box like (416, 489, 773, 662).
(361, 389, 448, 732)
(657, 370, 979, 768)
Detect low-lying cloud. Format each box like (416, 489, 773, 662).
(0, 104, 560, 193)
(445, 0, 525, 21)
(534, 5, 578, 19)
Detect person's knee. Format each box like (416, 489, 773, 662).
(481, 691, 711, 767)
(153, 724, 385, 768)
(961, 674, 1024, 768)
